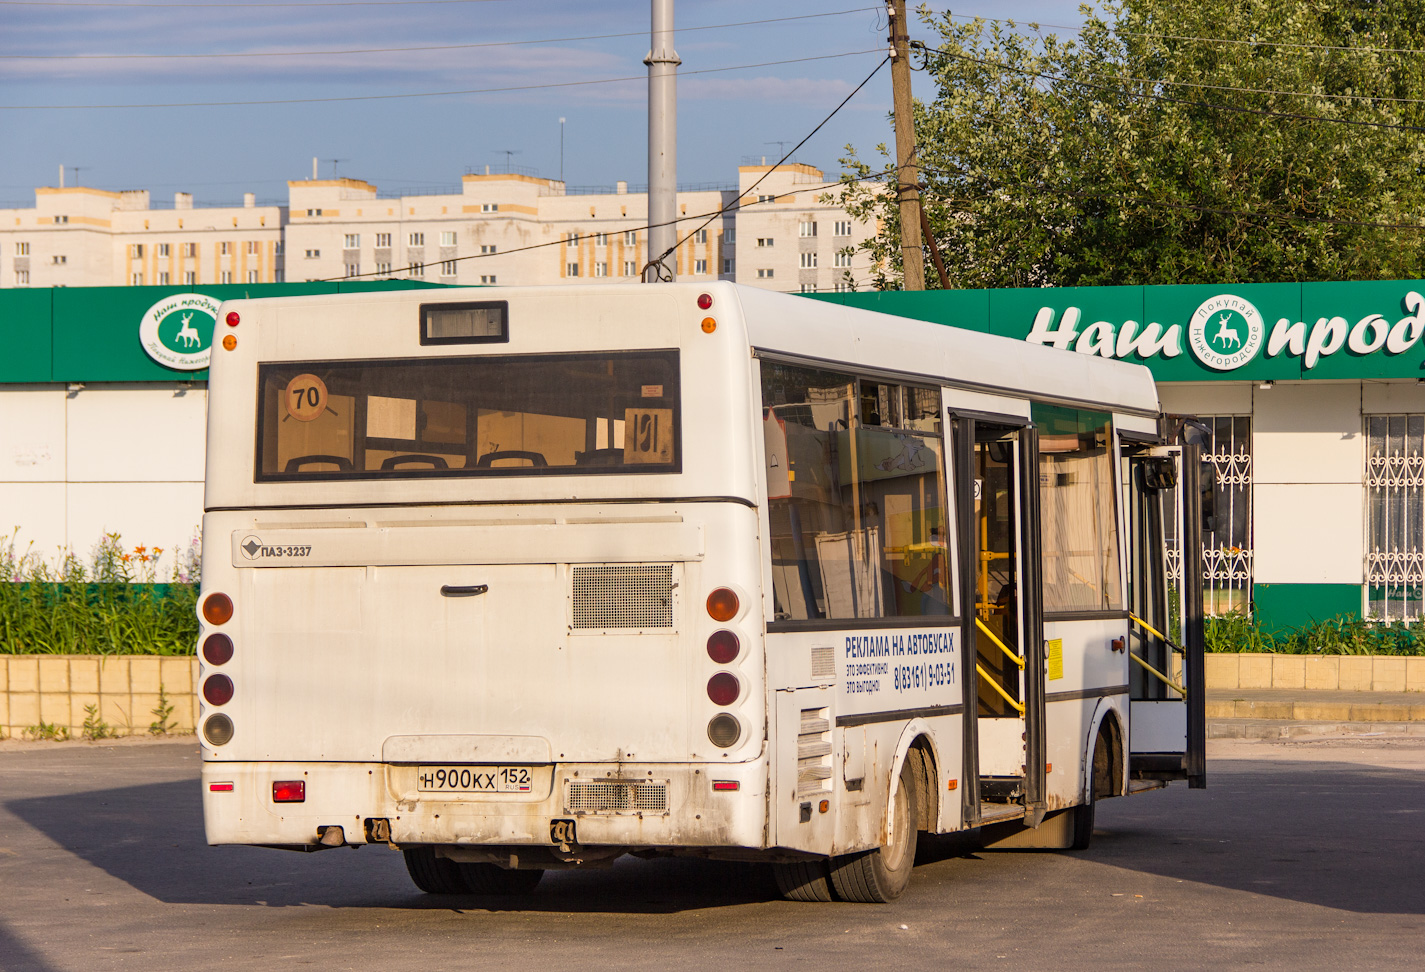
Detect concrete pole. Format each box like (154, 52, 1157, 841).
(889, 0, 925, 290)
(644, 0, 680, 282)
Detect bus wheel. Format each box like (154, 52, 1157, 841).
(402, 847, 469, 894)
(772, 860, 835, 902)
(457, 862, 543, 895)
(1070, 730, 1110, 851)
(829, 760, 919, 903)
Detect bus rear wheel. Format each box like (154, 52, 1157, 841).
(772, 860, 835, 901)
(456, 861, 544, 895)
(402, 847, 468, 894)
(829, 760, 919, 903)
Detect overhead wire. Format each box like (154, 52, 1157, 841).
(918, 45, 1425, 134)
(641, 55, 891, 280)
(0, 7, 880, 60)
(0, 48, 886, 109)
(932, 10, 1425, 58)
(326, 170, 895, 283)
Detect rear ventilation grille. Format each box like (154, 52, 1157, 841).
(797, 707, 833, 798)
(571, 564, 674, 630)
(810, 645, 835, 680)
(565, 780, 669, 815)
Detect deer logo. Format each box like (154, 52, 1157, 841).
(1212, 312, 1242, 349)
(175, 312, 201, 348)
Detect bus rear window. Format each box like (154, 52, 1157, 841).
(256, 351, 680, 481)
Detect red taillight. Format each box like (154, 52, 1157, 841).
(707, 672, 740, 706)
(272, 781, 306, 803)
(209, 782, 234, 792)
(712, 780, 739, 791)
(225, 311, 240, 326)
(706, 588, 739, 622)
(706, 630, 740, 664)
(202, 633, 233, 665)
(202, 592, 233, 625)
(697, 293, 713, 310)
(203, 674, 234, 706)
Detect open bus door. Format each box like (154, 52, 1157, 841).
(1123, 431, 1209, 789)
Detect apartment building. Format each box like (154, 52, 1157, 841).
(0, 165, 879, 293)
(0, 187, 285, 289)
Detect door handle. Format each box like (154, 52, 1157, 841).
(440, 584, 488, 597)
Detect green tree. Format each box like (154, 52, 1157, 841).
(834, 0, 1425, 289)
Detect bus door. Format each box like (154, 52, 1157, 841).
(1123, 440, 1207, 789)
(952, 416, 1048, 827)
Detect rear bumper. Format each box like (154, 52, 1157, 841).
(201, 756, 769, 851)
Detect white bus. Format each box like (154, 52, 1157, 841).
(197, 282, 1207, 903)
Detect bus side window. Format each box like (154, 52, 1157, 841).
(761, 362, 951, 623)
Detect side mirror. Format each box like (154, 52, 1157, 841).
(1200, 460, 1218, 533)
(1179, 418, 1212, 448)
(1142, 457, 1178, 491)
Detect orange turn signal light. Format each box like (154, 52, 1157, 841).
(701, 317, 717, 333)
(222, 334, 237, 351)
(202, 592, 233, 625)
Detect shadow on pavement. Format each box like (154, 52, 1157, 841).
(3, 777, 780, 912)
(6, 756, 1420, 915)
(0, 920, 66, 972)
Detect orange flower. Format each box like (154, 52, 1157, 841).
(152, 547, 164, 557)
(134, 545, 147, 555)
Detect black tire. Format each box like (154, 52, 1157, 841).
(457, 862, 544, 895)
(772, 859, 835, 902)
(402, 847, 470, 894)
(1071, 729, 1110, 851)
(829, 760, 919, 903)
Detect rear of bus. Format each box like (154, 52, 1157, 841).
(197, 283, 770, 871)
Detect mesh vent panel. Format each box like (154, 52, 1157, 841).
(810, 645, 834, 680)
(566, 780, 669, 814)
(571, 564, 674, 630)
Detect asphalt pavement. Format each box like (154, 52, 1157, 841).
(0, 733, 1422, 972)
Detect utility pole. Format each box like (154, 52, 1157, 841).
(559, 117, 566, 183)
(888, 0, 925, 290)
(644, 0, 679, 282)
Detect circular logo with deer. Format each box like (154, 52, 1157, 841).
(138, 293, 221, 371)
(1187, 294, 1265, 371)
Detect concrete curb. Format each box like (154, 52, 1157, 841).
(1206, 699, 1425, 723)
(1208, 719, 1425, 740)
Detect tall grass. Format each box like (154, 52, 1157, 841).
(1205, 611, 1425, 655)
(0, 531, 200, 655)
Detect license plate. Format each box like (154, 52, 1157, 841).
(417, 765, 533, 793)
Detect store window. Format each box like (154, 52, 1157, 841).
(1164, 414, 1253, 616)
(1034, 405, 1123, 614)
(1365, 414, 1425, 620)
(760, 362, 950, 623)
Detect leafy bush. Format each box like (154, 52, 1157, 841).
(1206, 612, 1425, 655)
(0, 531, 200, 656)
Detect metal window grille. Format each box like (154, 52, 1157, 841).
(1365, 414, 1425, 620)
(570, 564, 674, 630)
(1164, 415, 1253, 616)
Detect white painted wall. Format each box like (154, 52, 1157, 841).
(0, 383, 205, 577)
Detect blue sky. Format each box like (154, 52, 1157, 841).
(0, 0, 1094, 206)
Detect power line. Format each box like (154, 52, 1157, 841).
(910, 166, 1425, 232)
(0, 48, 885, 109)
(328, 173, 894, 283)
(921, 47, 1425, 134)
(0, 7, 879, 60)
(644, 56, 891, 280)
(934, 9, 1425, 58)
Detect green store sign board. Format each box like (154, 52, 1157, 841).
(0, 280, 449, 383)
(813, 279, 1425, 382)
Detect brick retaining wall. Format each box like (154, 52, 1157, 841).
(1205, 653, 1425, 692)
(1, 655, 198, 738)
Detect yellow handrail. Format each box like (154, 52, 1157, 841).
(974, 617, 1025, 670)
(976, 663, 1026, 714)
(1128, 650, 1187, 696)
(1129, 612, 1185, 654)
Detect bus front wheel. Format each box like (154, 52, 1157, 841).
(828, 760, 919, 903)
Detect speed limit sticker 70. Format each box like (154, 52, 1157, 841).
(284, 374, 329, 422)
